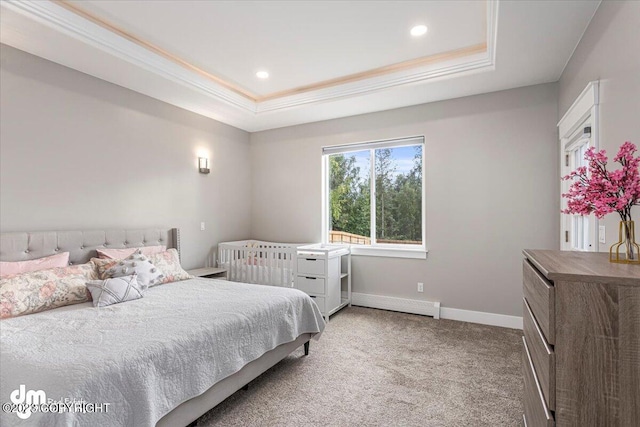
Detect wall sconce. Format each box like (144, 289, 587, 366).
(198, 157, 210, 174)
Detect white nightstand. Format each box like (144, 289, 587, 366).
(187, 267, 228, 280)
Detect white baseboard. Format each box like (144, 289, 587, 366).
(350, 292, 522, 329)
(351, 292, 440, 319)
(440, 307, 523, 329)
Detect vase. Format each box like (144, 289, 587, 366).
(610, 220, 640, 264)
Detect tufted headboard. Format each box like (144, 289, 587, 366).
(0, 228, 180, 265)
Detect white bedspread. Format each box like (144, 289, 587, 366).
(0, 278, 324, 426)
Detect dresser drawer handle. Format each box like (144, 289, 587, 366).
(309, 296, 316, 299)
(305, 258, 317, 261)
(305, 276, 316, 280)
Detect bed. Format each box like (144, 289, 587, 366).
(0, 228, 325, 427)
(218, 240, 302, 287)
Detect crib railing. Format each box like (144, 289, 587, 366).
(218, 240, 301, 286)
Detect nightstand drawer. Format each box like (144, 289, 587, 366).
(308, 295, 325, 312)
(523, 259, 555, 344)
(297, 257, 325, 276)
(523, 337, 555, 427)
(296, 276, 325, 295)
(523, 298, 555, 410)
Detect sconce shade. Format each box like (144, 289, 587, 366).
(198, 157, 210, 174)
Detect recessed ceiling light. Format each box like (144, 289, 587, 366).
(256, 70, 269, 79)
(410, 25, 428, 37)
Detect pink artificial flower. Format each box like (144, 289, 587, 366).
(562, 142, 640, 222)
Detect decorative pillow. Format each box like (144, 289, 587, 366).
(147, 249, 191, 286)
(96, 245, 166, 260)
(85, 274, 144, 308)
(96, 251, 164, 289)
(0, 263, 97, 319)
(0, 252, 70, 278)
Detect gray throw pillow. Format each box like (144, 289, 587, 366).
(104, 250, 164, 289)
(86, 274, 144, 308)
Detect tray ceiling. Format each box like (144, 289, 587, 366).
(0, 1, 600, 131)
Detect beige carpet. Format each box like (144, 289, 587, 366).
(196, 306, 523, 427)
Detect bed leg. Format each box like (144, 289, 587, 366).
(304, 341, 310, 356)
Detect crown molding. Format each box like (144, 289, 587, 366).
(2, 0, 257, 113)
(257, 47, 493, 113)
(1, 0, 499, 117)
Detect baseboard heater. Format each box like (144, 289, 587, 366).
(350, 292, 441, 319)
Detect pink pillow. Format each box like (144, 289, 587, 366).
(0, 252, 70, 278)
(96, 245, 166, 260)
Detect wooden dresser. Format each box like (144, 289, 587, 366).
(522, 250, 640, 427)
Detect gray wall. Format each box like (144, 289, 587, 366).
(559, 0, 640, 248)
(250, 83, 559, 317)
(0, 44, 252, 269)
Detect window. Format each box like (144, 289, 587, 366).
(559, 81, 599, 252)
(565, 135, 591, 251)
(322, 136, 426, 258)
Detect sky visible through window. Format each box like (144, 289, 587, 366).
(350, 146, 417, 178)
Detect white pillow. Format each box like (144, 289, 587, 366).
(103, 250, 164, 289)
(86, 274, 144, 308)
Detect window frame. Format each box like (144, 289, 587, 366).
(558, 81, 599, 252)
(321, 136, 427, 259)
(563, 133, 593, 251)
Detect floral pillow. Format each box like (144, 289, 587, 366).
(147, 249, 191, 286)
(0, 263, 97, 319)
(92, 257, 123, 279)
(92, 251, 164, 289)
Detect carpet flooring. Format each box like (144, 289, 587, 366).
(196, 306, 523, 427)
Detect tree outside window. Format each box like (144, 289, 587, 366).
(327, 142, 423, 246)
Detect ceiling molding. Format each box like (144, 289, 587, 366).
(256, 43, 488, 102)
(2, 0, 257, 113)
(55, 0, 258, 101)
(257, 52, 493, 113)
(2, 0, 498, 115)
(59, 0, 496, 108)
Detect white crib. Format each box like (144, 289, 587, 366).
(218, 240, 303, 287)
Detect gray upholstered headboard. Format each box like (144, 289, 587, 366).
(0, 228, 180, 265)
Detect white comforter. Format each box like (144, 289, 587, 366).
(0, 278, 324, 426)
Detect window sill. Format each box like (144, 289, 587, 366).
(348, 246, 428, 259)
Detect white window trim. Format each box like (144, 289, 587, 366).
(349, 245, 428, 259)
(321, 136, 428, 259)
(558, 81, 599, 251)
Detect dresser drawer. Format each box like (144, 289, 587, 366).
(296, 276, 325, 295)
(297, 257, 325, 276)
(523, 337, 555, 427)
(523, 298, 555, 410)
(523, 259, 555, 345)
(308, 295, 325, 312)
